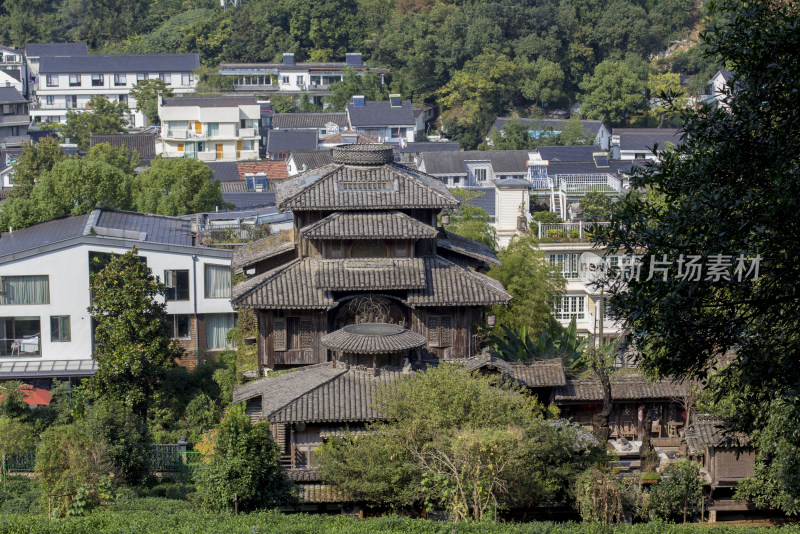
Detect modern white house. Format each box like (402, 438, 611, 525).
(30, 52, 200, 127)
(0, 87, 30, 148)
(159, 96, 260, 161)
(0, 209, 236, 385)
(0, 45, 25, 95)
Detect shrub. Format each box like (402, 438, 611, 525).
(575, 466, 624, 524)
(531, 211, 563, 224)
(646, 460, 703, 523)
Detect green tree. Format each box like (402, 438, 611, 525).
(326, 67, 387, 111)
(0, 382, 28, 420)
(648, 71, 687, 127)
(132, 157, 228, 216)
(0, 416, 34, 490)
(7, 136, 66, 198)
(580, 192, 615, 221)
(481, 119, 536, 151)
(194, 404, 294, 512)
(88, 248, 181, 420)
(560, 113, 590, 145)
(521, 57, 567, 108)
(574, 466, 625, 524)
(446, 188, 497, 250)
(316, 364, 599, 519)
(85, 142, 140, 176)
(648, 460, 703, 522)
(488, 235, 564, 337)
(129, 79, 174, 126)
(60, 95, 129, 150)
(579, 60, 648, 125)
(593, 0, 800, 513)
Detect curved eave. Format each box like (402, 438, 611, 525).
(321, 327, 427, 354)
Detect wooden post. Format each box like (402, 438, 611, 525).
(234, 493, 238, 515)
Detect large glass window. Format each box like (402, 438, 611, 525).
(1, 317, 41, 356)
(206, 313, 236, 349)
(91, 74, 104, 87)
(554, 296, 586, 320)
(164, 270, 190, 301)
(207, 122, 219, 137)
(69, 74, 81, 87)
(204, 264, 231, 299)
(0, 276, 50, 305)
(50, 316, 71, 342)
(167, 314, 191, 339)
(549, 253, 580, 279)
(114, 73, 127, 86)
(45, 74, 58, 87)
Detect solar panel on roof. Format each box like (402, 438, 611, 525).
(352, 95, 365, 108)
(593, 153, 610, 168)
(389, 94, 402, 108)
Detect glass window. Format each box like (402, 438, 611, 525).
(474, 168, 487, 182)
(45, 74, 58, 87)
(390, 127, 407, 139)
(296, 75, 304, 85)
(207, 122, 219, 137)
(242, 140, 254, 151)
(164, 270, 190, 301)
(114, 73, 127, 86)
(50, 316, 71, 342)
(159, 73, 171, 83)
(91, 74, 104, 87)
(137, 73, 147, 82)
(45, 95, 54, 106)
(181, 73, 191, 86)
(549, 253, 580, 279)
(1, 317, 41, 356)
(0, 276, 50, 305)
(167, 314, 191, 339)
(206, 313, 236, 349)
(554, 296, 586, 320)
(69, 74, 81, 87)
(281, 76, 289, 84)
(204, 264, 231, 298)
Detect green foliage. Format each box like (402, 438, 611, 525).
(445, 188, 497, 250)
(648, 72, 687, 128)
(647, 460, 703, 523)
(593, 0, 800, 513)
(193, 404, 294, 512)
(129, 79, 174, 126)
(317, 365, 599, 518)
(0, 382, 28, 421)
(575, 466, 625, 524)
(521, 57, 567, 108)
(488, 235, 564, 338)
(0, 417, 34, 488)
(531, 211, 563, 224)
(580, 192, 615, 222)
(482, 119, 537, 151)
(326, 67, 387, 111)
(493, 317, 588, 371)
(88, 248, 181, 420)
(132, 157, 228, 216)
(579, 60, 648, 125)
(561, 113, 591, 146)
(6, 137, 66, 198)
(86, 143, 141, 176)
(60, 96, 129, 150)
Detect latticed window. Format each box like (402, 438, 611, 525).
(549, 253, 580, 279)
(273, 316, 312, 350)
(554, 296, 585, 320)
(427, 315, 453, 348)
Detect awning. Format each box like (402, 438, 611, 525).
(0, 359, 97, 379)
(321, 323, 426, 355)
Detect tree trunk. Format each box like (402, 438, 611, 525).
(593, 354, 613, 443)
(640, 404, 652, 455)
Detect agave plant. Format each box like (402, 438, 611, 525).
(492, 317, 589, 372)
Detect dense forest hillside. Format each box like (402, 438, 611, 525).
(0, 0, 721, 146)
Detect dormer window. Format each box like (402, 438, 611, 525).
(474, 168, 487, 182)
(389, 94, 402, 107)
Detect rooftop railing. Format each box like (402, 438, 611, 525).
(536, 221, 611, 242)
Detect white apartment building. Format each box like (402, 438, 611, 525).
(0, 209, 236, 385)
(31, 53, 200, 127)
(159, 96, 260, 162)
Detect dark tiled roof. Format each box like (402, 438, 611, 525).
(346, 100, 415, 127)
(297, 484, 346, 503)
(24, 42, 88, 57)
(436, 230, 500, 266)
(537, 146, 598, 162)
(287, 468, 323, 482)
(270, 368, 403, 423)
(95, 210, 194, 246)
(407, 257, 511, 307)
(237, 160, 289, 181)
(4, 68, 21, 82)
(276, 163, 458, 211)
(511, 360, 567, 387)
(231, 259, 335, 310)
(0, 214, 90, 257)
(89, 133, 156, 163)
(272, 112, 348, 129)
(221, 181, 248, 192)
(299, 211, 438, 240)
(289, 149, 332, 172)
(0, 87, 27, 105)
(315, 258, 426, 290)
(491, 117, 606, 140)
(321, 324, 427, 354)
(399, 141, 461, 153)
(459, 187, 495, 218)
(206, 162, 240, 182)
(613, 128, 683, 152)
(684, 414, 749, 454)
(231, 240, 296, 272)
(232, 363, 345, 409)
(39, 54, 200, 74)
(222, 192, 276, 209)
(320, 129, 378, 144)
(461, 351, 514, 374)
(267, 130, 318, 152)
(161, 96, 256, 107)
(421, 150, 530, 176)
(553, 375, 691, 402)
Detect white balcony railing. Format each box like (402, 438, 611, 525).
(536, 221, 611, 241)
(239, 127, 256, 137)
(556, 174, 625, 194)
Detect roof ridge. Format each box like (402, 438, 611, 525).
(265, 365, 348, 419)
(231, 257, 304, 304)
(275, 164, 342, 209)
(429, 255, 510, 300)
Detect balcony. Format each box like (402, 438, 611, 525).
(238, 127, 257, 137)
(1, 317, 42, 357)
(1, 135, 31, 148)
(535, 221, 611, 243)
(0, 114, 29, 125)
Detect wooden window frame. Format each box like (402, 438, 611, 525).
(427, 315, 453, 348)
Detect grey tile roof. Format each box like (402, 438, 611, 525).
(436, 230, 500, 266)
(232, 363, 345, 409)
(613, 128, 683, 152)
(289, 149, 332, 172)
(276, 162, 458, 211)
(421, 150, 530, 176)
(220, 181, 248, 192)
(0, 87, 28, 105)
(0, 214, 90, 257)
(39, 53, 200, 74)
(89, 133, 156, 163)
(510, 360, 567, 387)
(161, 96, 256, 108)
(267, 130, 318, 152)
(461, 351, 514, 374)
(491, 117, 606, 140)
(4, 68, 21, 82)
(315, 258, 426, 290)
(297, 484, 346, 504)
(222, 192, 276, 209)
(553, 375, 691, 402)
(347, 100, 415, 127)
(321, 324, 427, 354)
(231, 258, 336, 310)
(24, 42, 88, 57)
(406, 257, 511, 307)
(272, 112, 347, 129)
(537, 146, 598, 162)
(684, 414, 749, 454)
(205, 162, 240, 182)
(547, 161, 638, 176)
(286, 468, 323, 482)
(399, 141, 461, 153)
(460, 186, 495, 218)
(95, 210, 194, 246)
(299, 211, 439, 240)
(231, 240, 296, 272)
(270, 368, 403, 423)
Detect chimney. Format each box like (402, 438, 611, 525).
(345, 53, 362, 67)
(283, 53, 295, 66)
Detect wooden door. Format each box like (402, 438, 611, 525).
(215, 144, 223, 160)
(194, 121, 202, 135)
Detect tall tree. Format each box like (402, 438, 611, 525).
(132, 157, 227, 216)
(594, 0, 800, 513)
(446, 188, 497, 249)
(88, 248, 181, 420)
(60, 95, 129, 150)
(129, 79, 174, 126)
(7, 136, 66, 198)
(579, 59, 648, 125)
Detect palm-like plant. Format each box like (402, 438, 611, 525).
(492, 317, 589, 372)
